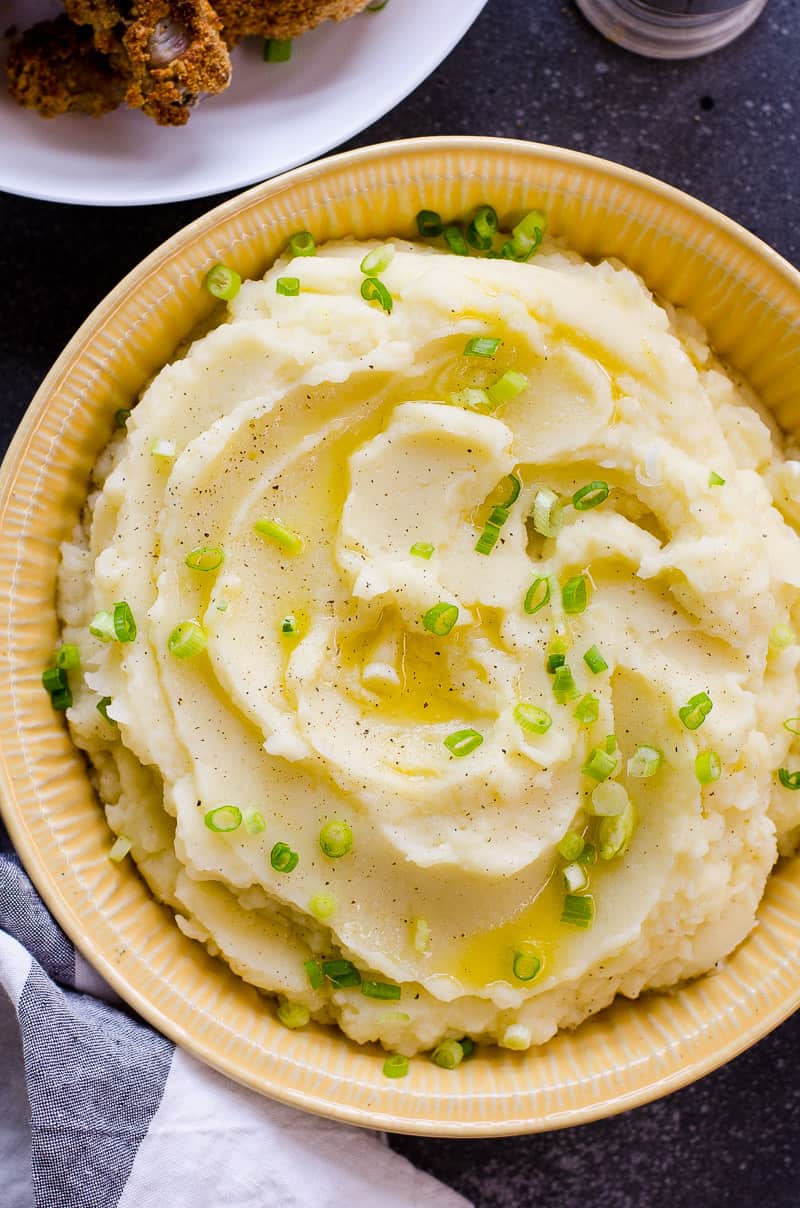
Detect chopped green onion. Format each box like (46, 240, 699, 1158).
(783, 718, 800, 736)
(361, 276, 393, 313)
(443, 224, 469, 255)
(319, 819, 354, 858)
(383, 1053, 409, 1078)
(215, 600, 229, 613)
(708, 470, 725, 486)
(531, 487, 564, 538)
(557, 831, 585, 862)
(579, 842, 597, 866)
(459, 1037, 475, 1059)
(500, 1024, 532, 1050)
(360, 245, 395, 275)
(449, 387, 492, 411)
(309, 891, 336, 919)
(271, 842, 299, 873)
(547, 652, 565, 674)
(204, 263, 241, 301)
(509, 209, 547, 259)
(475, 518, 504, 555)
(574, 693, 599, 727)
(563, 861, 588, 893)
(264, 37, 292, 61)
(464, 336, 502, 358)
(113, 601, 136, 643)
(109, 835, 131, 863)
(678, 691, 713, 730)
(431, 1039, 464, 1069)
(561, 893, 594, 928)
(487, 369, 527, 406)
(605, 734, 617, 754)
(281, 615, 298, 636)
(245, 810, 266, 834)
(513, 702, 552, 735)
(770, 623, 795, 650)
(512, 949, 542, 982)
(50, 688, 72, 711)
(185, 545, 224, 572)
(562, 574, 588, 615)
(305, 959, 324, 990)
(204, 805, 242, 833)
(412, 917, 431, 953)
(416, 209, 442, 238)
(466, 205, 499, 250)
(42, 666, 67, 695)
(421, 601, 458, 636)
(444, 728, 483, 757)
(114, 408, 131, 429)
(572, 480, 610, 510)
(168, 619, 207, 660)
(583, 746, 618, 781)
(590, 780, 628, 816)
(277, 1001, 310, 1030)
(695, 750, 721, 785)
(89, 611, 116, 642)
(552, 664, 579, 704)
(500, 473, 522, 507)
(96, 696, 116, 725)
(366, 0, 389, 11)
(361, 981, 401, 1001)
(524, 576, 551, 614)
(778, 768, 800, 790)
(276, 276, 300, 296)
(288, 231, 316, 257)
(254, 517, 303, 554)
(323, 959, 361, 988)
(583, 645, 608, 674)
(598, 799, 636, 860)
(410, 542, 434, 559)
(55, 643, 81, 671)
(627, 745, 662, 778)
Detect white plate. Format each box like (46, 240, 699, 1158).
(0, 0, 486, 206)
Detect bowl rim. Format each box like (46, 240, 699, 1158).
(2, 135, 800, 1137)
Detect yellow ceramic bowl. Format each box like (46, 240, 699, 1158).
(2, 137, 800, 1137)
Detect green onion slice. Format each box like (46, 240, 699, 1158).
(89, 611, 116, 642)
(778, 768, 800, 790)
(109, 835, 132, 863)
(488, 369, 527, 406)
(627, 745, 662, 778)
(410, 542, 434, 559)
(185, 545, 225, 573)
(678, 691, 713, 730)
(562, 574, 588, 615)
(464, 336, 502, 358)
(42, 666, 67, 695)
(271, 842, 299, 873)
(254, 517, 303, 554)
(204, 805, 242, 833)
(561, 893, 594, 928)
(579, 842, 597, 866)
(590, 780, 628, 816)
(309, 891, 336, 919)
(288, 230, 316, 257)
(783, 718, 800, 736)
(245, 810, 266, 834)
(552, 664, 579, 704)
(531, 487, 564, 538)
(563, 861, 588, 893)
(422, 602, 458, 636)
(305, 959, 324, 990)
(113, 601, 136, 643)
(277, 1001, 310, 1030)
(513, 702, 552, 735)
(431, 1039, 465, 1069)
(557, 831, 585, 862)
(114, 408, 131, 429)
(49, 687, 73, 712)
(474, 522, 502, 556)
(583, 746, 618, 781)
(510, 209, 547, 259)
(708, 470, 725, 486)
(547, 652, 565, 674)
(574, 693, 599, 727)
(55, 643, 81, 671)
(598, 799, 636, 860)
(96, 696, 116, 725)
(524, 576, 551, 614)
(499, 474, 522, 508)
(361, 276, 393, 313)
(383, 1053, 409, 1078)
(360, 245, 395, 275)
(572, 480, 610, 510)
(695, 750, 722, 785)
(204, 263, 241, 301)
(276, 276, 300, 296)
(449, 387, 492, 411)
(281, 615, 298, 636)
(583, 645, 608, 674)
(323, 959, 361, 988)
(361, 981, 401, 1001)
(512, 949, 542, 982)
(443, 224, 469, 255)
(264, 38, 292, 61)
(416, 209, 442, 237)
(168, 619, 207, 660)
(444, 728, 483, 757)
(319, 819, 354, 858)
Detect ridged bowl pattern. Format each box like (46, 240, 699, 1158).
(2, 138, 800, 1136)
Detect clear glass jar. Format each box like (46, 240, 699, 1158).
(574, 0, 769, 58)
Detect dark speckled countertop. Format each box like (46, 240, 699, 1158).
(1, 2, 799, 1204)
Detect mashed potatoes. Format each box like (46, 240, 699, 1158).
(57, 232, 800, 1059)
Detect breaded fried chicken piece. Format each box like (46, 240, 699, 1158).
(64, 0, 232, 125)
(7, 14, 126, 118)
(213, 0, 372, 43)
